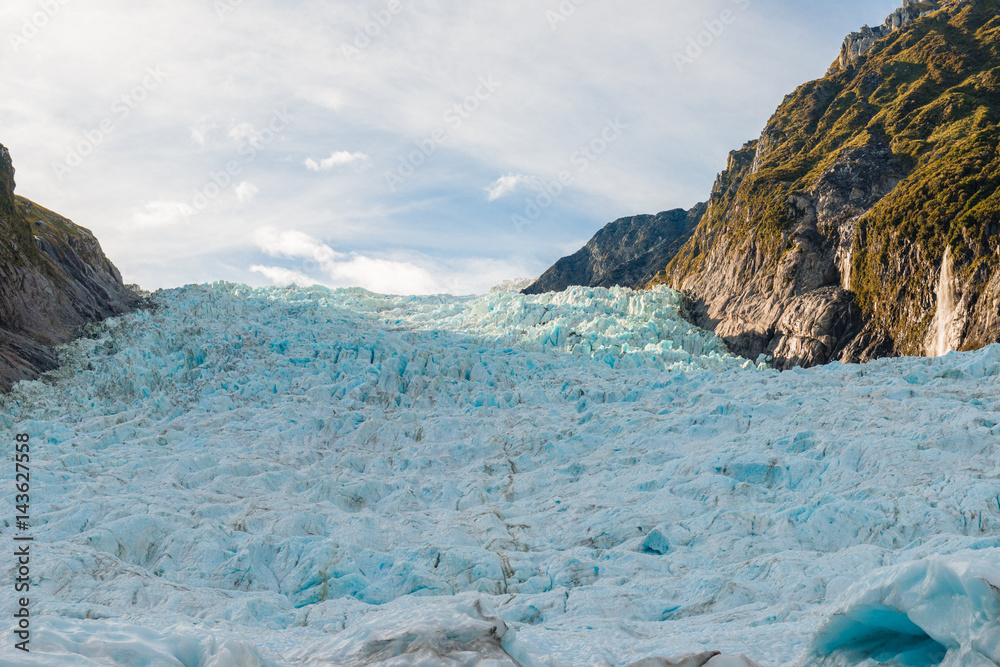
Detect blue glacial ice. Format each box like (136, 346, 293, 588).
(808, 557, 1000, 666)
(1, 282, 999, 665)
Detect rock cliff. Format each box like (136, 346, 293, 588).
(528, 0, 1000, 369)
(0, 143, 140, 390)
(839, 1, 943, 68)
(522, 204, 706, 294)
(647, 0, 1000, 368)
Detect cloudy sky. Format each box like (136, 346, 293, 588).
(2, 0, 900, 294)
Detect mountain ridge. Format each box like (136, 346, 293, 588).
(530, 0, 1000, 368)
(0, 143, 140, 390)
(521, 204, 706, 295)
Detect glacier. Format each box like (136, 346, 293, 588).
(1, 282, 999, 666)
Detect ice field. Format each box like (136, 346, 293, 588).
(2, 282, 1000, 666)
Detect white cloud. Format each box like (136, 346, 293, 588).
(304, 151, 369, 171)
(325, 255, 440, 295)
(486, 173, 534, 201)
(234, 181, 259, 204)
(0, 0, 896, 291)
(249, 265, 317, 287)
(190, 125, 210, 147)
(249, 226, 539, 296)
(131, 200, 193, 229)
(254, 228, 338, 264)
(251, 226, 441, 294)
(227, 122, 261, 145)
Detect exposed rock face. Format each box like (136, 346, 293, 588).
(649, 0, 1000, 368)
(522, 204, 706, 294)
(839, 1, 942, 68)
(0, 143, 140, 391)
(664, 136, 905, 368)
(618, 651, 759, 667)
(0, 146, 15, 209)
(525, 0, 999, 369)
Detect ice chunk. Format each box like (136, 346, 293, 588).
(293, 594, 520, 665)
(807, 554, 1000, 666)
(609, 651, 760, 666)
(640, 527, 672, 555)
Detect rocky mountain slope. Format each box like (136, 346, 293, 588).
(533, 0, 1000, 369)
(521, 204, 706, 294)
(651, 0, 1000, 368)
(0, 143, 140, 390)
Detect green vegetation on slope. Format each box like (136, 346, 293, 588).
(0, 143, 139, 390)
(655, 0, 1000, 357)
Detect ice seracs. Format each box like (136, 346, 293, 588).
(3, 282, 999, 665)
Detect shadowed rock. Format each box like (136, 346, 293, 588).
(0, 143, 140, 391)
(522, 204, 706, 295)
(650, 0, 1000, 368)
(610, 651, 760, 667)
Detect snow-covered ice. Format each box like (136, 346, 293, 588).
(1, 282, 999, 665)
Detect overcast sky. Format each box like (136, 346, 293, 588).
(1, 0, 900, 294)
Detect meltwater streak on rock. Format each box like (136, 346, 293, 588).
(653, 0, 1000, 368)
(928, 246, 958, 358)
(532, 0, 1000, 369)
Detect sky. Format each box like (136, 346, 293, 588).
(1, 0, 902, 295)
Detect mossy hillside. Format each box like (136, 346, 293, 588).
(655, 143, 759, 285)
(18, 196, 102, 252)
(656, 0, 1000, 356)
(0, 153, 42, 270)
(849, 1, 1000, 353)
(0, 143, 138, 390)
(0, 147, 105, 279)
